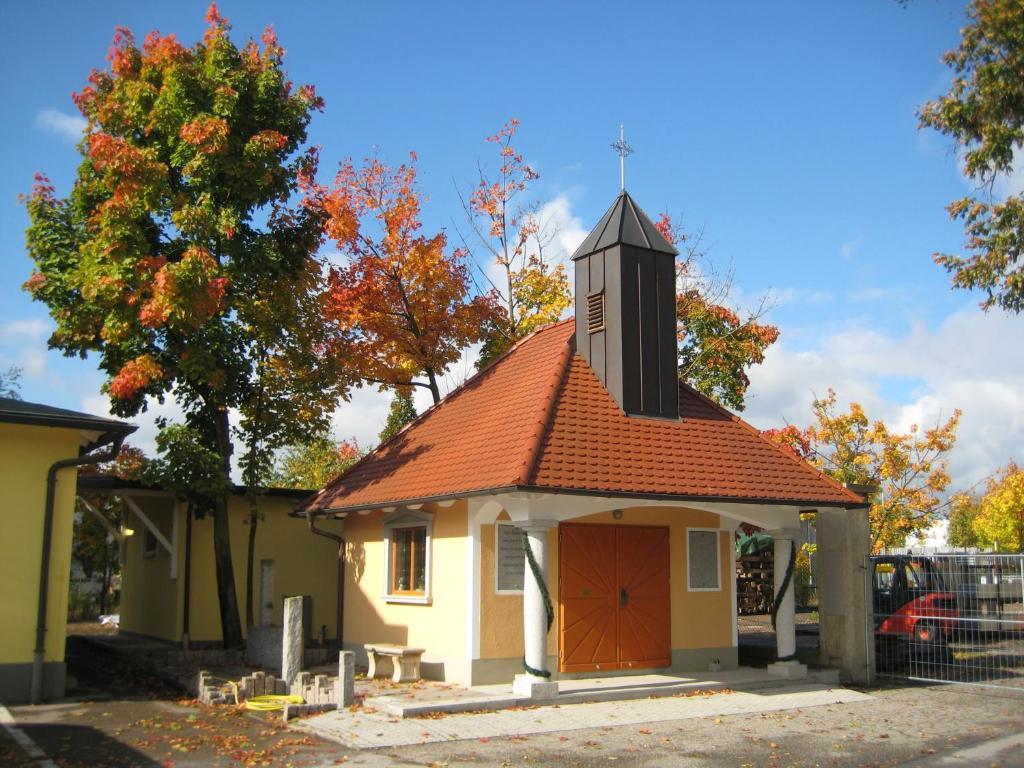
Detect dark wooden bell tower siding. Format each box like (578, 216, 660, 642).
(574, 191, 679, 420)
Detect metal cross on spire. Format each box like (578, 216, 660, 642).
(611, 124, 633, 191)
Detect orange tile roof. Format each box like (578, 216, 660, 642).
(300, 319, 863, 515)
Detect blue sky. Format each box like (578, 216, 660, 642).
(2, 1, 1021, 501)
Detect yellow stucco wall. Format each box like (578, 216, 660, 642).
(341, 501, 467, 661)
(118, 495, 180, 641)
(120, 494, 344, 644)
(479, 513, 558, 659)
(478, 506, 732, 661)
(0, 422, 83, 666)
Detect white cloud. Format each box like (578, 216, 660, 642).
(0, 318, 50, 339)
(535, 194, 587, 265)
(35, 109, 87, 143)
(768, 287, 835, 308)
(80, 393, 186, 462)
(19, 349, 47, 378)
(743, 307, 1024, 491)
(479, 193, 587, 299)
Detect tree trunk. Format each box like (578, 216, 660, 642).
(426, 367, 441, 405)
(245, 502, 258, 629)
(211, 406, 244, 648)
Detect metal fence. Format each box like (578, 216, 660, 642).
(869, 552, 1024, 689)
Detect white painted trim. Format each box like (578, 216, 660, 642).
(381, 509, 434, 603)
(483, 490, 809, 531)
(75, 495, 126, 542)
(383, 595, 431, 606)
(686, 527, 722, 592)
(729, 531, 738, 646)
(494, 521, 525, 595)
(467, 506, 481, 660)
(718, 517, 740, 647)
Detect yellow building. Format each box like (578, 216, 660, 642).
(79, 477, 343, 647)
(0, 397, 134, 704)
(298, 191, 867, 695)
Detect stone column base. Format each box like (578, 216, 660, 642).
(512, 673, 559, 700)
(766, 660, 808, 680)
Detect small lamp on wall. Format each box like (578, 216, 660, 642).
(612, 509, 623, 520)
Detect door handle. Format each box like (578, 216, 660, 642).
(620, 587, 629, 607)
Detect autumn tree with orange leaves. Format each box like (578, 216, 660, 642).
(655, 213, 780, 410)
(311, 155, 497, 404)
(23, 6, 351, 646)
(462, 120, 572, 367)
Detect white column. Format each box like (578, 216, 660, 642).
(767, 529, 807, 679)
(513, 520, 559, 700)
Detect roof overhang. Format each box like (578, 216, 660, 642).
(78, 475, 315, 501)
(296, 482, 868, 519)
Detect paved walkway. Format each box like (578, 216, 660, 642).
(296, 681, 871, 750)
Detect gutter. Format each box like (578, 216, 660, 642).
(31, 428, 132, 704)
(306, 513, 345, 650)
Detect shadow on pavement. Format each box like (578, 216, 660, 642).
(20, 724, 160, 768)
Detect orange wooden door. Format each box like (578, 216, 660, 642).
(559, 524, 670, 673)
(616, 525, 671, 670)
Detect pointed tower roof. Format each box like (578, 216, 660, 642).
(571, 190, 678, 260)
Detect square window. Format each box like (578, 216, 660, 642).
(390, 526, 427, 595)
(383, 510, 433, 603)
(687, 528, 721, 591)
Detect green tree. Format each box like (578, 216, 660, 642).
(657, 214, 779, 411)
(272, 434, 362, 490)
(919, 0, 1024, 312)
(379, 391, 417, 443)
(947, 491, 983, 548)
(23, 7, 349, 646)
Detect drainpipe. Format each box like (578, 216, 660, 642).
(307, 513, 345, 649)
(32, 431, 128, 705)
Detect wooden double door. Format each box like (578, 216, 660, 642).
(558, 524, 671, 673)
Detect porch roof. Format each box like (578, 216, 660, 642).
(299, 320, 864, 516)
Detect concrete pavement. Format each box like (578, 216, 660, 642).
(296, 681, 872, 749)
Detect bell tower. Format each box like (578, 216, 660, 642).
(573, 191, 679, 419)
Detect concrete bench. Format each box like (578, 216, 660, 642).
(364, 643, 426, 683)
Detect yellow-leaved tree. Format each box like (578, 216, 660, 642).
(794, 390, 961, 551)
(972, 461, 1024, 552)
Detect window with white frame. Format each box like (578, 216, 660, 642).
(383, 510, 433, 603)
(495, 522, 525, 593)
(687, 528, 721, 591)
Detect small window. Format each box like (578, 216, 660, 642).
(587, 291, 605, 334)
(142, 528, 158, 560)
(383, 510, 433, 603)
(687, 528, 721, 591)
(495, 522, 525, 593)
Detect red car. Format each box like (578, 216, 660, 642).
(872, 555, 958, 667)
